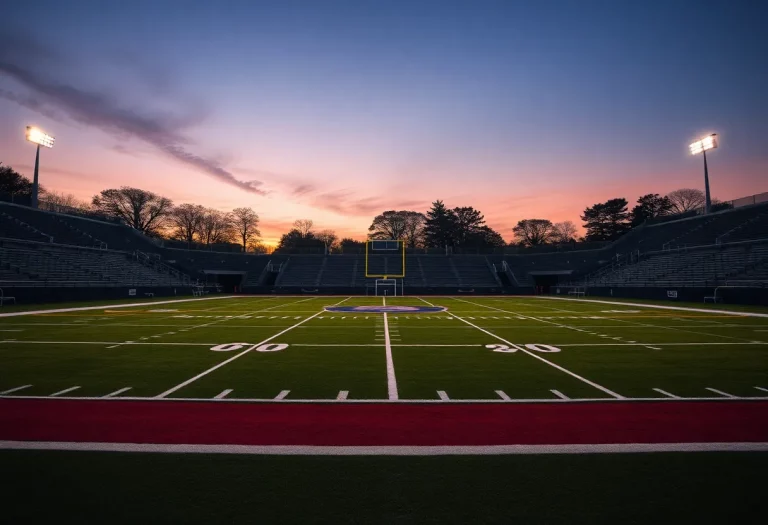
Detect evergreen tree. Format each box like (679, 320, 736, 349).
(581, 198, 631, 241)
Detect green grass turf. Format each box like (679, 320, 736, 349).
(1, 295, 767, 400)
(3, 450, 765, 524)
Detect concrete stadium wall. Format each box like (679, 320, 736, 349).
(572, 286, 768, 306)
(1, 286, 199, 305)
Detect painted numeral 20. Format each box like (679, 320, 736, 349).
(486, 344, 561, 353)
(210, 343, 289, 353)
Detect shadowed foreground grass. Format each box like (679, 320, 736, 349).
(4, 451, 764, 524)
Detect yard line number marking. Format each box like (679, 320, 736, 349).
(155, 297, 351, 398)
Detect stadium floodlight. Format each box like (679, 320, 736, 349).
(689, 133, 717, 214)
(25, 126, 55, 209)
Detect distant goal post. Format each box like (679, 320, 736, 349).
(365, 239, 406, 278)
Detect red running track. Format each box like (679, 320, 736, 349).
(1, 399, 767, 446)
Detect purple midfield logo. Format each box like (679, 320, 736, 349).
(324, 305, 446, 314)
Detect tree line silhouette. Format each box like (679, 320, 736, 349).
(1, 162, 732, 253)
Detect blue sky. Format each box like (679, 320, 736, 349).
(1, 0, 766, 242)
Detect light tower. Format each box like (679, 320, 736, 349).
(25, 126, 55, 209)
(689, 133, 717, 214)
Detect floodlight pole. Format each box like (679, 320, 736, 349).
(703, 149, 712, 214)
(31, 144, 41, 209)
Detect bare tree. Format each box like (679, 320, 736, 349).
(232, 207, 261, 252)
(513, 219, 556, 247)
(39, 190, 91, 212)
(92, 187, 173, 235)
(551, 221, 578, 243)
(292, 219, 314, 237)
(200, 209, 235, 246)
(170, 204, 206, 245)
(316, 229, 339, 253)
(666, 188, 705, 214)
(247, 240, 270, 254)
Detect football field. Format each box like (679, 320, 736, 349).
(2, 295, 768, 402)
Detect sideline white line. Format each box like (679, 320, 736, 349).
(4, 394, 767, 403)
(336, 390, 349, 401)
(551, 389, 569, 400)
(214, 389, 233, 399)
(275, 390, 291, 400)
(155, 298, 350, 398)
(495, 390, 511, 401)
(51, 386, 80, 397)
(0, 385, 32, 395)
(652, 388, 679, 399)
(3, 441, 767, 455)
(4, 340, 765, 348)
(705, 387, 737, 398)
(103, 387, 132, 398)
(383, 313, 399, 400)
(437, 390, 450, 400)
(538, 296, 768, 318)
(421, 298, 624, 399)
(0, 295, 238, 318)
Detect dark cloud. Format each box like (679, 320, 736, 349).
(0, 35, 267, 196)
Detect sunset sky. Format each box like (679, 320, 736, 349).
(1, 0, 766, 246)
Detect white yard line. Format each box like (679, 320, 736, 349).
(383, 313, 399, 400)
(437, 390, 450, 400)
(538, 296, 768, 318)
(0, 385, 32, 395)
(50, 386, 80, 397)
(4, 441, 767, 455)
(336, 390, 349, 401)
(652, 388, 679, 398)
(419, 298, 624, 399)
(0, 295, 238, 318)
(705, 387, 737, 398)
(274, 390, 291, 400)
(155, 297, 350, 398)
(214, 389, 233, 399)
(103, 387, 132, 398)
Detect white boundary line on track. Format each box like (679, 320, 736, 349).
(419, 298, 625, 399)
(383, 312, 399, 400)
(154, 297, 350, 398)
(538, 296, 768, 318)
(0, 295, 239, 318)
(2, 441, 767, 455)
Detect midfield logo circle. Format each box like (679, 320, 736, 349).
(324, 305, 447, 314)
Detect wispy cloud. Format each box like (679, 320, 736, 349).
(0, 34, 267, 196)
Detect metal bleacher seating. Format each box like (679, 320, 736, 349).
(0, 238, 188, 287)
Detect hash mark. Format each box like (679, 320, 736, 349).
(755, 387, 768, 393)
(495, 390, 511, 401)
(104, 387, 132, 398)
(0, 384, 32, 395)
(437, 390, 449, 401)
(336, 390, 349, 401)
(214, 389, 233, 399)
(274, 390, 290, 400)
(652, 388, 679, 399)
(705, 387, 737, 398)
(51, 386, 80, 397)
(550, 389, 569, 400)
